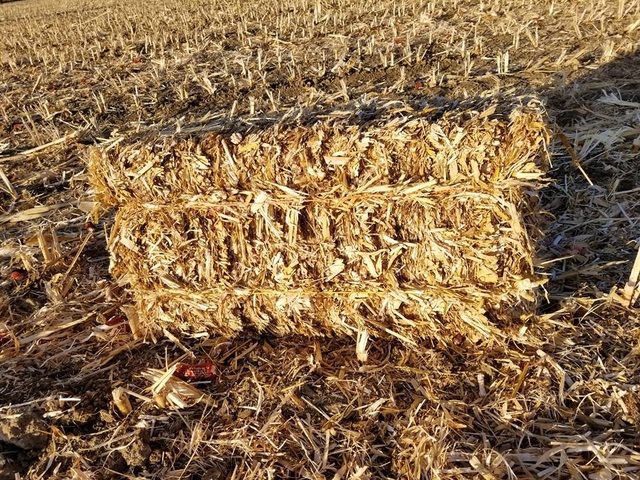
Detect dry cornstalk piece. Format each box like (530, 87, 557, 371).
(96, 99, 550, 343)
(622, 245, 640, 306)
(112, 387, 132, 415)
(141, 368, 215, 410)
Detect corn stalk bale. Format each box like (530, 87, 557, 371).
(97, 99, 549, 342)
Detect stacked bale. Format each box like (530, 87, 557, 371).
(90, 99, 549, 343)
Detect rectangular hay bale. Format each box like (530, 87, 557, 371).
(94, 99, 549, 343)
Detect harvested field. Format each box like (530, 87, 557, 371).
(1, 0, 640, 479)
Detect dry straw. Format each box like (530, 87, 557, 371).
(90, 99, 549, 343)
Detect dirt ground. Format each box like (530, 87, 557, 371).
(1, 0, 640, 478)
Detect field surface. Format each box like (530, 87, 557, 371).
(1, 0, 640, 478)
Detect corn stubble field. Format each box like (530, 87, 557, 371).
(1, 0, 640, 478)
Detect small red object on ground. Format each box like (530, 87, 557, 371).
(105, 314, 131, 333)
(9, 269, 27, 283)
(84, 221, 96, 233)
(175, 363, 217, 381)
